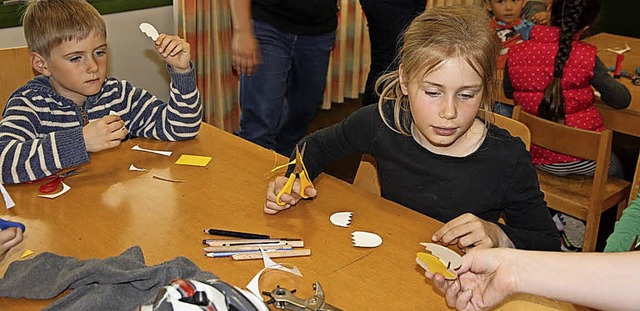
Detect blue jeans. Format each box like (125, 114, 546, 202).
(238, 20, 336, 155)
(493, 102, 514, 117)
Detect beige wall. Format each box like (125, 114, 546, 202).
(0, 6, 174, 101)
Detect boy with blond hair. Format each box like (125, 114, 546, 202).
(0, 0, 202, 184)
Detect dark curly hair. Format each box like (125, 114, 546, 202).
(537, 0, 601, 123)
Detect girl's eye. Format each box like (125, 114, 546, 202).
(459, 93, 476, 100)
(424, 91, 440, 97)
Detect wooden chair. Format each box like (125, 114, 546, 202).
(0, 46, 34, 114)
(352, 109, 531, 196)
(630, 154, 640, 205)
(513, 105, 631, 252)
(353, 154, 380, 195)
(479, 109, 531, 151)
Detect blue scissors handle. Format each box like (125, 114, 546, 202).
(0, 218, 26, 232)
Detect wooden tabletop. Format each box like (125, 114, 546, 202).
(0, 124, 584, 310)
(583, 32, 640, 138)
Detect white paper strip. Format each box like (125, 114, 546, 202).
(1, 184, 15, 209)
(246, 248, 302, 301)
(132, 144, 172, 157)
(38, 182, 71, 199)
(129, 164, 148, 172)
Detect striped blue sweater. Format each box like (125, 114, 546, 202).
(0, 65, 202, 184)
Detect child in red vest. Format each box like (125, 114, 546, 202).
(504, 0, 631, 251)
(483, 0, 535, 69)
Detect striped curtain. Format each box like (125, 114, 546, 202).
(174, 0, 240, 132)
(174, 0, 370, 132)
(426, 0, 482, 10)
(325, 0, 370, 108)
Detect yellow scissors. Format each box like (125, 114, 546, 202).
(276, 143, 314, 206)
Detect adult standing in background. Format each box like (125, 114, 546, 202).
(359, 0, 426, 106)
(229, 0, 338, 156)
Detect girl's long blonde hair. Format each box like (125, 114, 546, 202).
(376, 5, 499, 135)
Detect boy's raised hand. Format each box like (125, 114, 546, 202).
(155, 34, 191, 73)
(264, 176, 317, 214)
(83, 115, 128, 152)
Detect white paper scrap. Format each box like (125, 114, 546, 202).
(139, 22, 159, 41)
(129, 164, 148, 172)
(420, 242, 462, 270)
(329, 211, 353, 227)
(38, 182, 71, 199)
(1, 184, 15, 209)
(352, 231, 383, 248)
(132, 145, 172, 157)
(246, 248, 302, 301)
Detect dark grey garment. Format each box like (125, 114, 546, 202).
(0, 246, 217, 311)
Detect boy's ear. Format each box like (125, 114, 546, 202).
(398, 65, 409, 96)
(30, 52, 50, 76)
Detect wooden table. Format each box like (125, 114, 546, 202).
(0, 124, 584, 310)
(583, 32, 640, 138)
(582, 33, 640, 204)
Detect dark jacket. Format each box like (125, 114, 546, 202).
(252, 0, 338, 35)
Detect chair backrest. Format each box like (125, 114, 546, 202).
(478, 109, 531, 151)
(0, 46, 34, 114)
(353, 154, 380, 195)
(512, 105, 612, 202)
(630, 154, 640, 205)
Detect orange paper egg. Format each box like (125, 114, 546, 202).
(416, 252, 457, 279)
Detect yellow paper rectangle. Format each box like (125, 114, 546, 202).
(175, 154, 212, 167)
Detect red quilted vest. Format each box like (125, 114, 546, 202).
(507, 25, 602, 165)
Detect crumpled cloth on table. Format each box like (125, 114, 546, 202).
(0, 246, 216, 310)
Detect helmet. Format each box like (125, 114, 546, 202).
(141, 278, 269, 311)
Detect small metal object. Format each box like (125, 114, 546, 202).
(262, 282, 342, 311)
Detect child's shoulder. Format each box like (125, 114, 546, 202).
(8, 76, 57, 103)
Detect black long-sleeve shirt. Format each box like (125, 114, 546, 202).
(252, 0, 338, 35)
(296, 104, 560, 251)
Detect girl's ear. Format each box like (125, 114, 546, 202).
(398, 65, 409, 96)
(483, 0, 492, 12)
(30, 52, 50, 76)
